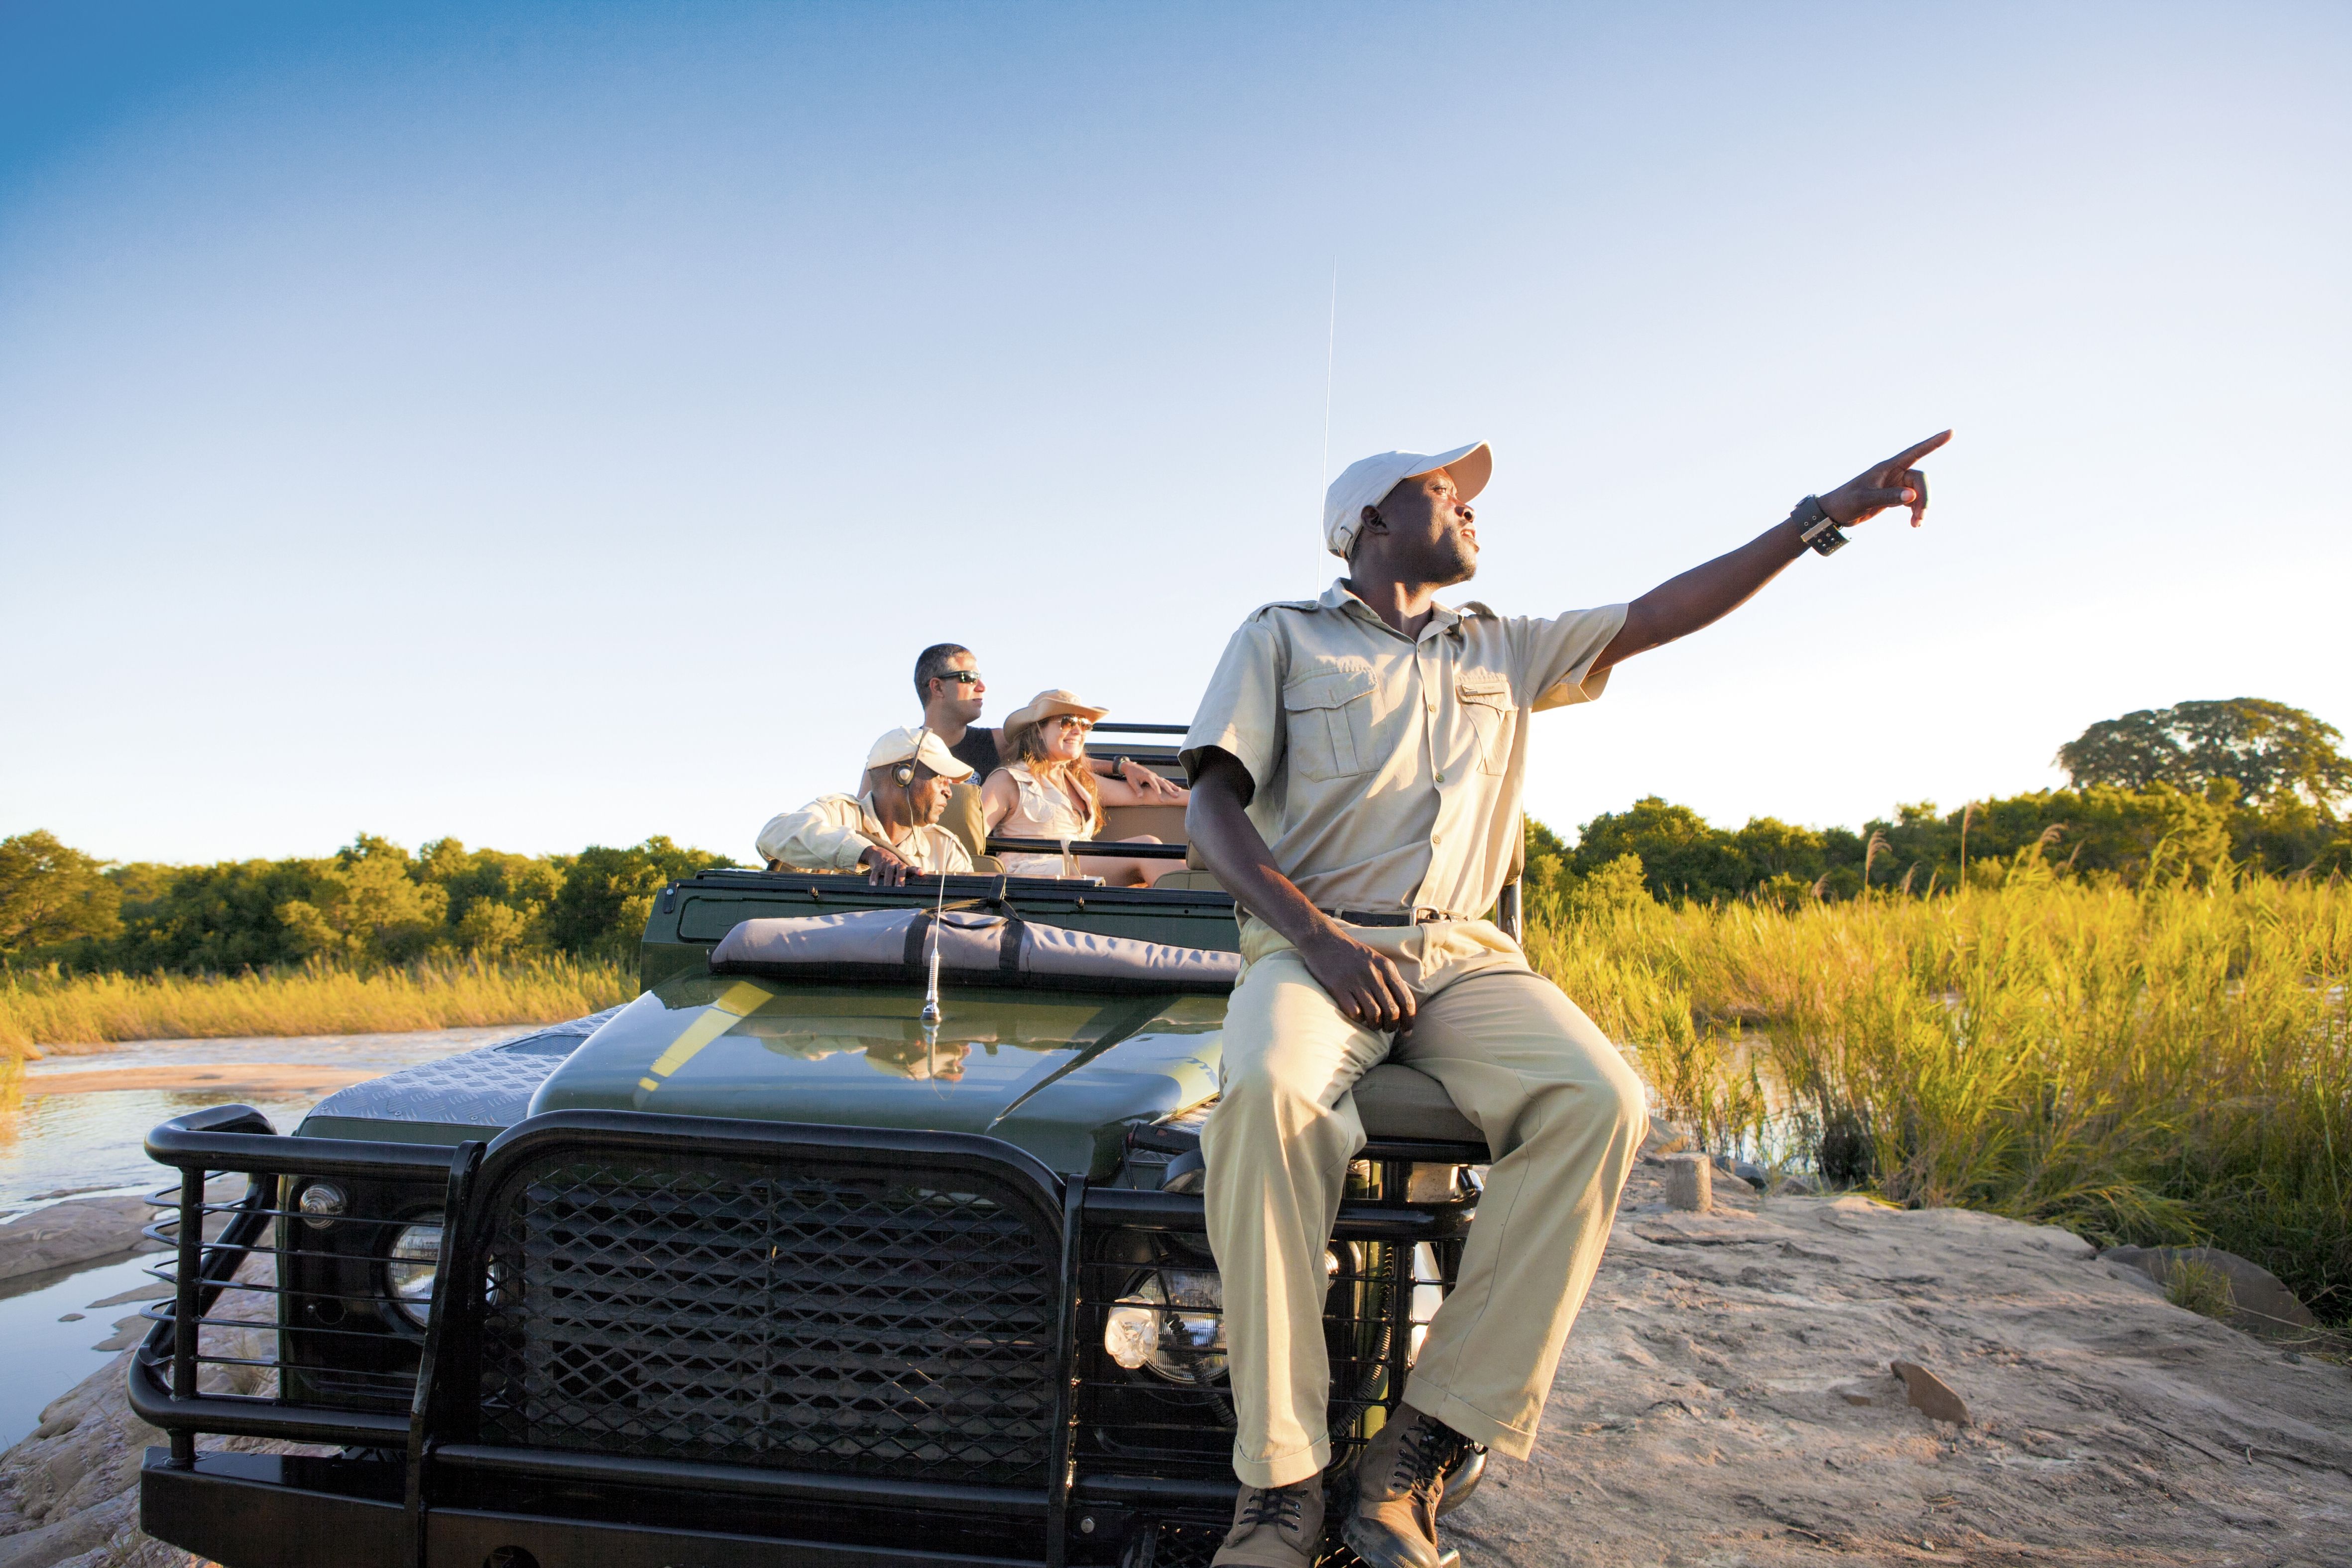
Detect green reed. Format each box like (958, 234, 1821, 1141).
(1522, 867, 2352, 1323)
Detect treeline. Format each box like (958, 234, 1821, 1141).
(1527, 697, 2352, 906)
(0, 832, 735, 973)
(5, 698, 2343, 960)
(1526, 780, 2352, 907)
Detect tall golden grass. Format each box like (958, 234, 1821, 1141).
(1525, 863, 2352, 1321)
(0, 956, 637, 1057)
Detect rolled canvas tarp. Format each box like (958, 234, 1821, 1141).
(707, 907, 1241, 993)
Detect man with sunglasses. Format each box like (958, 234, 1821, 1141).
(913, 643, 1184, 797)
(1183, 433, 1950, 1568)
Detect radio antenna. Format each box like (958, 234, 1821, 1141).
(1317, 256, 1337, 595)
(919, 861, 946, 1026)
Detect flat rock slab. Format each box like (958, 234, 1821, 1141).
(0, 1201, 162, 1287)
(0, 1178, 250, 1288)
(1447, 1168, 2352, 1565)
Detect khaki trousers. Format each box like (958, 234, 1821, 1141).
(1201, 917, 1647, 1488)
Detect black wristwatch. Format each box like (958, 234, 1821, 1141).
(1099, 753, 1129, 778)
(1793, 495, 1848, 556)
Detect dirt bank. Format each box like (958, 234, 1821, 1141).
(3, 1165, 2345, 1567)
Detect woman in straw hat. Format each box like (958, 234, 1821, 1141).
(980, 689, 1188, 885)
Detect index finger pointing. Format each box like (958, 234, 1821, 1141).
(1887, 429, 1953, 469)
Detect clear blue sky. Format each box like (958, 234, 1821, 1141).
(3, 2, 2346, 867)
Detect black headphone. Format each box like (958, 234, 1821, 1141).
(892, 727, 931, 789)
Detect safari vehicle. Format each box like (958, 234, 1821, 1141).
(131, 728, 1513, 1568)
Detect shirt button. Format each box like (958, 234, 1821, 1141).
(1434, 771, 1446, 784)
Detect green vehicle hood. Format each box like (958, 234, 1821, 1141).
(528, 973, 1225, 1177)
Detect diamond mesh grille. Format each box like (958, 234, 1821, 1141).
(476, 1151, 1061, 1486)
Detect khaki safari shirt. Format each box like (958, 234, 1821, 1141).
(1181, 580, 1625, 919)
(755, 793, 976, 877)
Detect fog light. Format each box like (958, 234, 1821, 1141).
(297, 1182, 348, 1230)
(1104, 1269, 1226, 1383)
(386, 1218, 443, 1327)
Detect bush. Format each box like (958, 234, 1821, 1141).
(544, 837, 734, 963)
(2166, 1256, 2235, 1321)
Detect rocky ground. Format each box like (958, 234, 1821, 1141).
(1447, 1162, 2352, 1565)
(0, 1202, 281, 1568)
(3, 1170, 2345, 1568)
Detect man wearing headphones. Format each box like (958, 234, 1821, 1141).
(757, 727, 977, 884)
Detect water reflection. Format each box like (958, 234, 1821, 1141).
(0, 1027, 513, 1213)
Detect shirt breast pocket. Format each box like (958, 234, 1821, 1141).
(1457, 676, 1516, 775)
(1283, 668, 1379, 783)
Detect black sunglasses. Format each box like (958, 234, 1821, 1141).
(934, 671, 982, 686)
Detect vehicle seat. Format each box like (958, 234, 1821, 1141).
(941, 782, 988, 864)
(1353, 1062, 1483, 1149)
(1097, 802, 1187, 843)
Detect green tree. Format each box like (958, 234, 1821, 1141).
(0, 831, 121, 954)
(2171, 699, 2352, 808)
(545, 836, 734, 959)
(1522, 816, 1573, 899)
(1729, 816, 1829, 885)
(1562, 852, 1654, 919)
(106, 858, 324, 972)
(1572, 796, 1748, 902)
(277, 835, 450, 965)
(2055, 709, 2184, 793)
(2059, 698, 2351, 808)
(416, 838, 564, 955)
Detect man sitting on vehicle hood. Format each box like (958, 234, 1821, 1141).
(756, 727, 976, 885)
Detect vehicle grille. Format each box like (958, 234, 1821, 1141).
(1122, 1520, 1386, 1568)
(476, 1151, 1062, 1487)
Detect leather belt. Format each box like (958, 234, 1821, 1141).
(1322, 907, 1462, 928)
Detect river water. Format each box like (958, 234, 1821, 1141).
(0, 1026, 528, 1448)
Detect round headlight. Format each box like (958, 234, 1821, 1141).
(1104, 1268, 1226, 1383)
(385, 1218, 444, 1328)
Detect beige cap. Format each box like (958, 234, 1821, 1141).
(863, 726, 974, 781)
(1000, 689, 1111, 755)
(1322, 441, 1493, 559)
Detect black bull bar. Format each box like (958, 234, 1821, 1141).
(133, 1105, 1474, 1568)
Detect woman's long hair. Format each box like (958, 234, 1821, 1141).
(1013, 719, 1102, 836)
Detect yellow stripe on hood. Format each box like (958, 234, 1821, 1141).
(639, 981, 771, 1093)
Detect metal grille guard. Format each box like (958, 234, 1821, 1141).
(133, 1105, 1475, 1567)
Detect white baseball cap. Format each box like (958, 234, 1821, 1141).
(863, 726, 975, 781)
(1322, 441, 1493, 560)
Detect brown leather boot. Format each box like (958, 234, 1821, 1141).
(1210, 1476, 1326, 1568)
(1341, 1408, 1475, 1568)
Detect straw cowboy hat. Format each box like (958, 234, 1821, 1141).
(1001, 689, 1110, 754)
